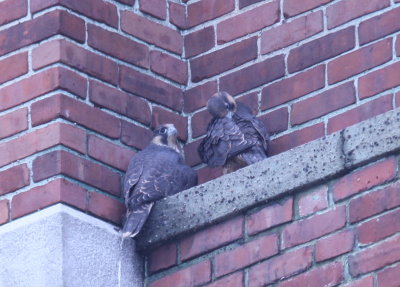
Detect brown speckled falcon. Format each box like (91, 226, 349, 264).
(122, 124, 197, 238)
(198, 91, 269, 174)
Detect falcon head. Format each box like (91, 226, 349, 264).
(152, 123, 179, 150)
(207, 91, 237, 118)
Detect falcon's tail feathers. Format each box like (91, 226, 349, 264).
(121, 203, 153, 238)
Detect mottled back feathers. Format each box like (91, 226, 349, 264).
(198, 92, 269, 173)
(122, 124, 197, 238)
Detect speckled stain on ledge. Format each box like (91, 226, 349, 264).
(136, 108, 400, 251)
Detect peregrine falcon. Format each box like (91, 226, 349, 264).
(198, 92, 269, 174)
(122, 124, 197, 238)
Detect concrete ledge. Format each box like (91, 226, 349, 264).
(0, 204, 143, 287)
(136, 108, 400, 250)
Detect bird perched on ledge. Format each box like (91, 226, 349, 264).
(198, 91, 269, 174)
(122, 124, 197, 238)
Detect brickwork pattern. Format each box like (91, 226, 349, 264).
(146, 156, 400, 286)
(0, 0, 399, 237)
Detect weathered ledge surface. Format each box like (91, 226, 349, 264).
(136, 108, 400, 250)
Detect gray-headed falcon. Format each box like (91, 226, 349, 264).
(198, 91, 269, 174)
(122, 124, 197, 238)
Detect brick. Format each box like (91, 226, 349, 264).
(187, 0, 235, 28)
(359, 7, 400, 45)
(349, 182, 400, 223)
(121, 121, 153, 151)
(0, 0, 27, 26)
(239, 0, 263, 9)
(0, 108, 28, 139)
(291, 81, 356, 125)
(88, 135, 134, 172)
(87, 192, 124, 225)
(204, 272, 243, 287)
(121, 11, 182, 55)
(261, 11, 323, 55)
(248, 197, 293, 235)
(0, 200, 9, 225)
(139, 0, 166, 20)
(397, 36, 400, 57)
(215, 234, 278, 277)
(11, 178, 87, 219)
(261, 65, 325, 110)
(183, 81, 217, 113)
(88, 24, 149, 69)
(258, 107, 288, 135)
(359, 61, 400, 99)
(327, 94, 393, 134)
(119, 65, 183, 111)
(197, 166, 224, 184)
(89, 80, 151, 126)
(248, 246, 313, 287)
(183, 139, 202, 167)
(349, 234, 400, 276)
(0, 10, 84, 57)
(279, 262, 343, 287)
(151, 107, 188, 142)
(282, 205, 346, 249)
(358, 209, 400, 245)
(169, 2, 186, 29)
(220, 55, 285, 96)
(31, 0, 118, 28)
(0, 164, 30, 196)
(191, 109, 212, 139)
(328, 38, 392, 84)
(288, 27, 355, 73)
(0, 52, 28, 84)
(284, 0, 332, 18)
(33, 150, 121, 196)
(31, 94, 120, 139)
(397, 92, 400, 107)
(315, 229, 354, 261)
(0, 67, 86, 112)
(181, 216, 244, 261)
(269, 123, 324, 156)
(328, 0, 389, 29)
(32, 39, 118, 85)
(0, 122, 86, 168)
(150, 50, 187, 84)
(185, 26, 215, 58)
(298, 186, 328, 217)
(148, 242, 177, 273)
(191, 37, 257, 83)
(342, 276, 374, 287)
(149, 260, 211, 287)
(332, 157, 397, 201)
(217, 1, 280, 44)
(378, 263, 400, 287)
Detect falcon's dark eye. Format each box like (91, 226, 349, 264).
(160, 127, 167, 134)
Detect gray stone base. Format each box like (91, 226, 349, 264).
(0, 204, 143, 287)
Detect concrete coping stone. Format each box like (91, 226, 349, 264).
(136, 108, 400, 250)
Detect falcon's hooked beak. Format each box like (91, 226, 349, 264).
(165, 124, 177, 136)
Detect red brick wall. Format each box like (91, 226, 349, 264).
(146, 156, 400, 286)
(0, 0, 399, 242)
(0, 0, 186, 225)
(182, 0, 400, 183)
